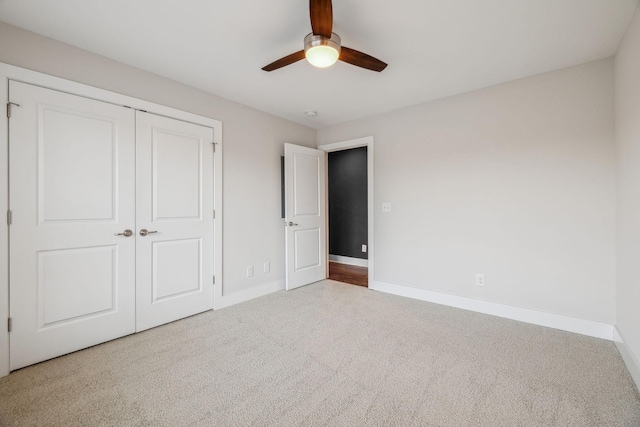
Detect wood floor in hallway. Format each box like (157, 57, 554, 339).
(328, 261, 368, 287)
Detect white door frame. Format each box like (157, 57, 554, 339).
(0, 62, 223, 377)
(318, 136, 374, 288)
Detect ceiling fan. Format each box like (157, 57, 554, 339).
(262, 0, 388, 72)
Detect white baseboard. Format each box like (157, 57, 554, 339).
(371, 280, 614, 341)
(614, 327, 640, 391)
(329, 255, 368, 267)
(217, 280, 285, 309)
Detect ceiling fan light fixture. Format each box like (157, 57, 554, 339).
(304, 33, 341, 68)
(262, 0, 387, 73)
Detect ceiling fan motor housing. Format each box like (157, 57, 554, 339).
(304, 32, 342, 67)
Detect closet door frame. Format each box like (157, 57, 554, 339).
(0, 62, 223, 378)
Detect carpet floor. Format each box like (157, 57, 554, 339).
(0, 280, 638, 426)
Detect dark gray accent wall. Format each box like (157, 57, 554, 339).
(328, 147, 368, 259)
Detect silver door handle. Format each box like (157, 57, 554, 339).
(288, 222, 299, 226)
(114, 229, 133, 237)
(139, 229, 158, 236)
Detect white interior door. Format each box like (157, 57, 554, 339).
(284, 143, 326, 290)
(135, 112, 215, 331)
(8, 81, 136, 370)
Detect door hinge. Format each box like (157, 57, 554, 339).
(8, 318, 12, 333)
(212, 142, 216, 153)
(212, 276, 216, 285)
(6, 210, 11, 226)
(213, 209, 215, 219)
(7, 102, 20, 118)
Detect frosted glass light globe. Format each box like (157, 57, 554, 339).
(304, 33, 341, 68)
(305, 45, 339, 67)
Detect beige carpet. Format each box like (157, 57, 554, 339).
(0, 280, 638, 426)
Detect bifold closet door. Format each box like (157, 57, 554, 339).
(8, 81, 136, 370)
(135, 112, 214, 332)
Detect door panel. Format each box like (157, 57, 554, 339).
(39, 246, 117, 326)
(135, 111, 214, 332)
(294, 228, 321, 270)
(152, 238, 202, 301)
(40, 108, 116, 222)
(153, 129, 202, 220)
(285, 143, 326, 290)
(293, 154, 320, 216)
(9, 81, 136, 370)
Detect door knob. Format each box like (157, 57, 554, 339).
(139, 229, 158, 236)
(114, 229, 133, 237)
(288, 222, 299, 226)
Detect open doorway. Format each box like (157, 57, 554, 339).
(327, 147, 368, 286)
(319, 137, 374, 288)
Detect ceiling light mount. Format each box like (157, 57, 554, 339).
(305, 111, 318, 118)
(304, 33, 341, 68)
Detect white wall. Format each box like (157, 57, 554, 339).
(318, 59, 616, 324)
(615, 4, 640, 387)
(0, 21, 316, 303)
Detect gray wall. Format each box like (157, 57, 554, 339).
(0, 21, 316, 301)
(615, 4, 640, 385)
(318, 59, 616, 324)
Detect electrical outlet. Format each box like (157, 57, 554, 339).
(382, 202, 392, 213)
(362, 244, 367, 253)
(475, 274, 485, 287)
(246, 266, 254, 277)
(264, 261, 270, 273)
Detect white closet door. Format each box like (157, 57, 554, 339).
(135, 112, 214, 332)
(9, 81, 136, 370)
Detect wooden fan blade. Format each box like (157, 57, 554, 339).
(262, 51, 306, 71)
(310, 0, 332, 38)
(339, 46, 388, 72)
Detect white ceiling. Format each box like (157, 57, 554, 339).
(0, 0, 638, 129)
